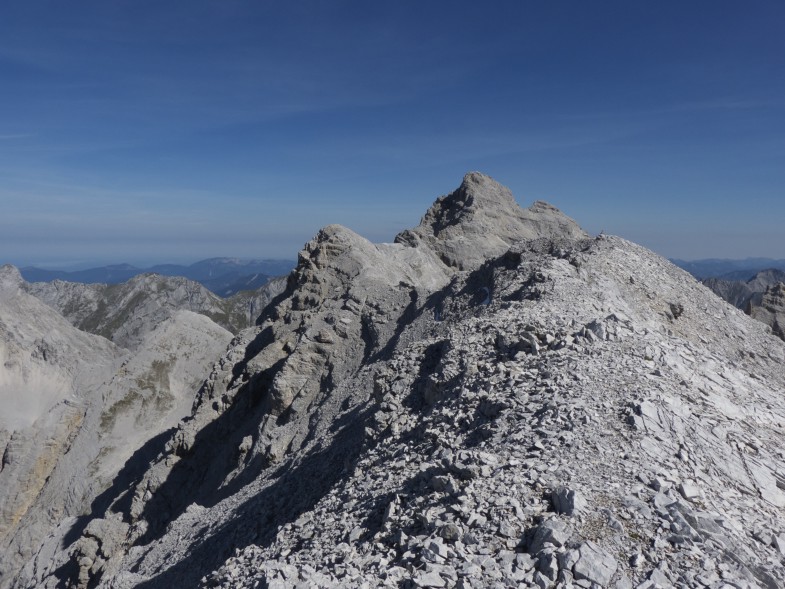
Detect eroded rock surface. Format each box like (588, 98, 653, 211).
(5, 173, 785, 589)
(395, 171, 587, 270)
(747, 283, 785, 341)
(25, 273, 285, 349)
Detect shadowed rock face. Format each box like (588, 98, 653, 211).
(702, 268, 785, 341)
(6, 173, 785, 589)
(748, 283, 785, 340)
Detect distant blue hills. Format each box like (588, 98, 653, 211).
(670, 257, 785, 281)
(20, 257, 296, 297)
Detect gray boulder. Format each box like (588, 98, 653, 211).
(551, 486, 587, 516)
(573, 541, 618, 586)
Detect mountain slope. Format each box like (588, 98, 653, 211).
(8, 173, 785, 589)
(0, 266, 119, 433)
(0, 265, 122, 583)
(0, 267, 234, 588)
(201, 235, 785, 589)
(24, 273, 287, 349)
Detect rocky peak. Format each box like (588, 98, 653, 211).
(0, 264, 23, 295)
(748, 282, 785, 340)
(297, 224, 370, 272)
(404, 171, 520, 237)
(395, 172, 587, 270)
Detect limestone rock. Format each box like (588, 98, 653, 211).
(0, 267, 232, 588)
(703, 268, 785, 341)
(748, 282, 785, 341)
(573, 541, 618, 586)
(551, 486, 587, 516)
(24, 272, 282, 350)
(395, 171, 587, 270)
(3, 174, 785, 589)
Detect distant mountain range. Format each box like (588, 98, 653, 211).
(19, 257, 296, 297)
(670, 257, 785, 280)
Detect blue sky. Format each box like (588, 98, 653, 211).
(1, 1, 784, 268)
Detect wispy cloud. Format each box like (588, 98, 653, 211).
(554, 96, 783, 124)
(0, 133, 34, 140)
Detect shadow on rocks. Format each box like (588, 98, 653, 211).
(134, 403, 374, 589)
(52, 428, 177, 588)
(133, 354, 288, 547)
(60, 428, 176, 550)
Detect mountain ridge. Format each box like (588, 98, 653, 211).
(20, 271, 287, 350)
(18, 258, 295, 297)
(3, 173, 785, 589)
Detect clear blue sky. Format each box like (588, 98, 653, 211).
(1, 1, 783, 268)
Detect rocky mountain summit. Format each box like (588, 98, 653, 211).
(3, 173, 785, 589)
(395, 172, 585, 270)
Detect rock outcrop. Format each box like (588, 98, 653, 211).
(4, 173, 785, 589)
(703, 268, 785, 341)
(395, 171, 587, 270)
(748, 283, 785, 340)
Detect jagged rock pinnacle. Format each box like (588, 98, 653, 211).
(395, 172, 587, 270)
(0, 264, 23, 294)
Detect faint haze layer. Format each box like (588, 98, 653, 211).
(1, 0, 783, 266)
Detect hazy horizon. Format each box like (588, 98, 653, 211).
(2, 2, 783, 264)
(7, 246, 785, 274)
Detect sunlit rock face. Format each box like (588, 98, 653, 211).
(4, 174, 785, 589)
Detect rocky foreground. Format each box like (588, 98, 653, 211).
(4, 173, 785, 589)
